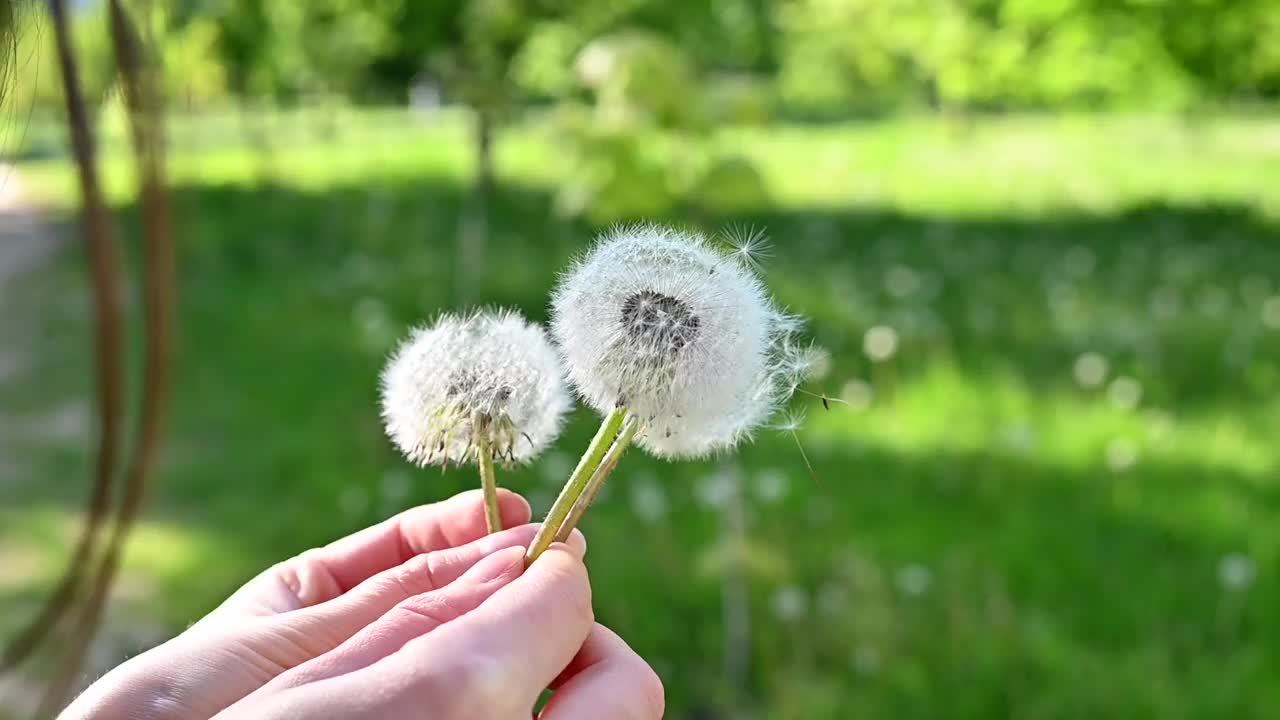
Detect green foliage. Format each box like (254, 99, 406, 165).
(7, 0, 1278, 119)
(5, 112, 1280, 718)
(775, 0, 1280, 114)
(547, 30, 773, 222)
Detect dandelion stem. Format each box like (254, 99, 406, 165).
(475, 426, 501, 534)
(525, 405, 627, 566)
(557, 412, 640, 543)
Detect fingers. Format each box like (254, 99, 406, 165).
(302, 524, 551, 634)
(228, 542, 594, 719)
(261, 545, 530, 693)
(214, 489, 531, 616)
(229, 525, 568, 670)
(381, 542, 596, 716)
(540, 625, 665, 720)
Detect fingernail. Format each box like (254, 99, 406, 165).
(548, 540, 586, 561)
(567, 528, 587, 557)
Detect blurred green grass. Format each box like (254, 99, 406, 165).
(2, 110, 1280, 718)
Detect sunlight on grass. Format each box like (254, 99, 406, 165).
(810, 362, 1276, 478)
(14, 111, 1280, 218)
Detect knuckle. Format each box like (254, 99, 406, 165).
(390, 551, 438, 599)
(391, 590, 465, 630)
(273, 550, 340, 607)
(637, 664, 666, 719)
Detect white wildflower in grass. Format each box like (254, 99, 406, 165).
(381, 309, 570, 532)
(526, 224, 806, 563)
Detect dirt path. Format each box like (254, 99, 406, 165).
(0, 165, 60, 287)
(0, 163, 58, 719)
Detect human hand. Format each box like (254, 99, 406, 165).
(62, 489, 663, 719)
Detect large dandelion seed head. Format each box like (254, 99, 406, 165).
(552, 224, 804, 459)
(381, 310, 570, 466)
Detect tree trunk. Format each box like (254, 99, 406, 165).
(456, 105, 493, 303)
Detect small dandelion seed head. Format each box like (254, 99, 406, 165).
(552, 224, 804, 459)
(721, 225, 774, 271)
(381, 309, 571, 467)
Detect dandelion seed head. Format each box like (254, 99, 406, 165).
(552, 224, 803, 459)
(1218, 552, 1256, 592)
(863, 325, 899, 362)
(1073, 351, 1109, 389)
(381, 309, 570, 466)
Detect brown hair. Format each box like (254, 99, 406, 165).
(0, 1, 15, 106)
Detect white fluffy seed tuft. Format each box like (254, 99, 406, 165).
(551, 224, 806, 459)
(381, 309, 571, 466)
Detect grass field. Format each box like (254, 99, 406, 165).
(2, 109, 1280, 718)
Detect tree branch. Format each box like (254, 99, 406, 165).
(37, 0, 174, 711)
(0, 0, 127, 676)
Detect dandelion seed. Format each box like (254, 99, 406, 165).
(773, 408, 818, 484)
(722, 224, 774, 271)
(787, 343, 832, 383)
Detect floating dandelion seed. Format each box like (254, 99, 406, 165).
(527, 224, 806, 563)
(381, 310, 570, 532)
(723, 225, 774, 271)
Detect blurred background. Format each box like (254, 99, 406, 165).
(1, 0, 1279, 717)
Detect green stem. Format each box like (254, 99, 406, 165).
(525, 405, 627, 566)
(476, 429, 501, 534)
(557, 412, 640, 543)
